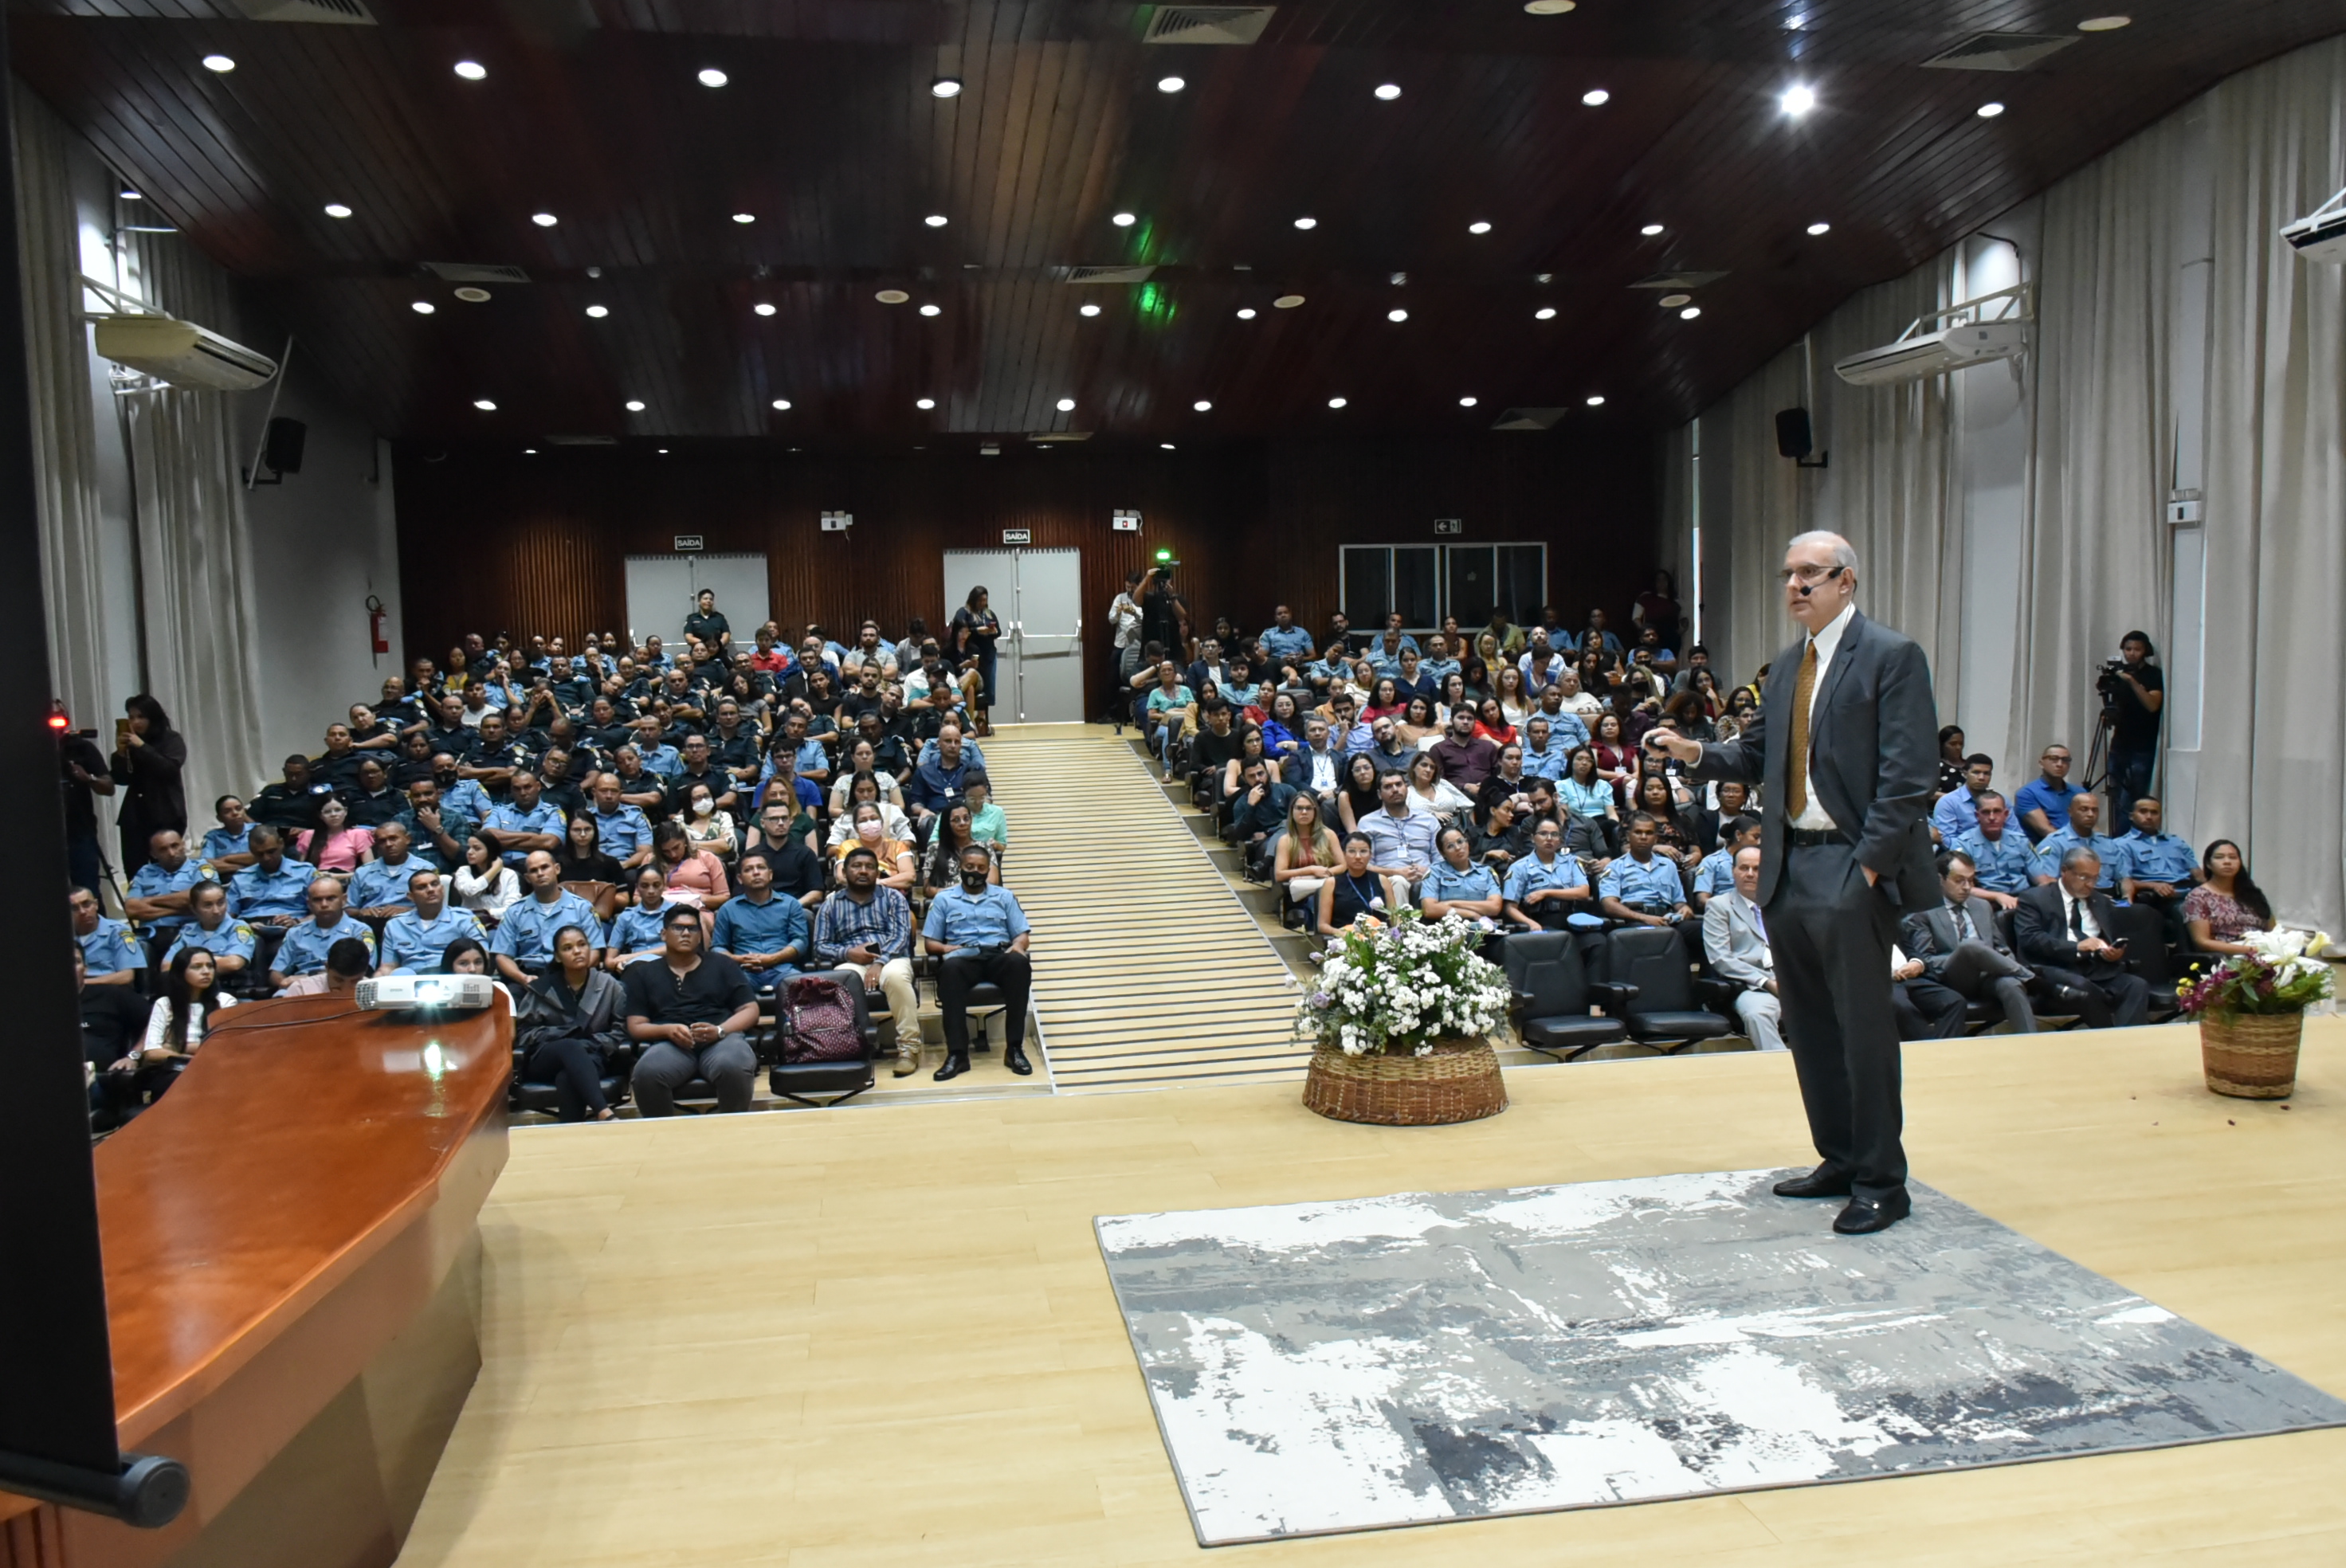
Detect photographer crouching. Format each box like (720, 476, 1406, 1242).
(2097, 630, 2163, 817)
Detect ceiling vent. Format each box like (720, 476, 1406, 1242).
(1491, 408, 1569, 432)
(1027, 431, 1093, 442)
(230, 0, 376, 21)
(1063, 265, 1158, 284)
(1142, 6, 1276, 45)
(1630, 269, 1728, 291)
(547, 435, 618, 446)
(422, 262, 532, 284)
(1920, 32, 2078, 71)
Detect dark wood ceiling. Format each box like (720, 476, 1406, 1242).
(13, 0, 2342, 444)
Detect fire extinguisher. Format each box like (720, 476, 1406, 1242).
(367, 594, 389, 661)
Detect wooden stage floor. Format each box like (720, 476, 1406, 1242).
(396, 1017, 2346, 1566)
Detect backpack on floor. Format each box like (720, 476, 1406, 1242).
(778, 974, 863, 1064)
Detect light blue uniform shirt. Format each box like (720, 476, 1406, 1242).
(1305, 658, 1350, 688)
(2116, 829, 2196, 886)
(348, 856, 427, 911)
(442, 778, 495, 822)
(1422, 862, 1501, 908)
(488, 891, 607, 967)
(1932, 787, 1986, 844)
(163, 919, 257, 970)
(1955, 826, 2036, 895)
(1692, 847, 1739, 900)
(791, 738, 830, 776)
(484, 802, 567, 865)
(590, 805, 653, 862)
(921, 884, 1031, 950)
(1600, 853, 1686, 910)
(79, 916, 141, 977)
(605, 904, 671, 956)
(1506, 852, 1589, 906)
(1260, 626, 1316, 661)
(274, 915, 377, 976)
(639, 742, 683, 780)
(1526, 711, 1591, 755)
(2031, 829, 2121, 890)
(201, 825, 253, 864)
(379, 906, 488, 974)
(127, 859, 206, 929)
(230, 859, 320, 918)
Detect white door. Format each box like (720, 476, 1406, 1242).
(941, 547, 1085, 723)
(624, 553, 769, 649)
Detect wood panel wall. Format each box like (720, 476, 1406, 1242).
(391, 426, 1660, 714)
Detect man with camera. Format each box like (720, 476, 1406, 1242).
(2098, 631, 2163, 817)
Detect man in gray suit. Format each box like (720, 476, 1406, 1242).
(1901, 849, 2040, 1033)
(1646, 531, 1940, 1235)
(1702, 844, 1784, 1052)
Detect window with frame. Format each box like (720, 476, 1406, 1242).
(1340, 543, 1547, 633)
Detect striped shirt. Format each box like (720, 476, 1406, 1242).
(812, 887, 916, 966)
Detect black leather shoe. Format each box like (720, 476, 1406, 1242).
(933, 1053, 972, 1083)
(1004, 1045, 1033, 1076)
(1772, 1167, 1854, 1199)
(1832, 1191, 1912, 1235)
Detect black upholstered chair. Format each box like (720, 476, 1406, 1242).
(1598, 926, 1735, 1052)
(767, 978, 881, 1107)
(1502, 931, 1629, 1062)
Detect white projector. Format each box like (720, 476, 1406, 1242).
(2281, 188, 2346, 264)
(356, 974, 498, 1012)
(1834, 319, 2028, 386)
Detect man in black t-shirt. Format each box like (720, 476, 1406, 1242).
(624, 906, 760, 1115)
(2105, 630, 2164, 817)
(59, 723, 112, 895)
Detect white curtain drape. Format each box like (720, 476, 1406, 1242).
(10, 89, 109, 731)
(118, 232, 271, 829)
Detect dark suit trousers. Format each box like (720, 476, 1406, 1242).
(1893, 978, 1968, 1041)
(1766, 842, 1907, 1201)
(2033, 962, 2152, 1029)
(1937, 941, 2038, 1033)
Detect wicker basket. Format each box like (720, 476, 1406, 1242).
(2199, 1010, 2303, 1100)
(1302, 1037, 1507, 1126)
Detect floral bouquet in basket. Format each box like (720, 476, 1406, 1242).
(2175, 928, 2336, 1017)
(1295, 911, 1512, 1057)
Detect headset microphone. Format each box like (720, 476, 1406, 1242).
(1796, 582, 1816, 598)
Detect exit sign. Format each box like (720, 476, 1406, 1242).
(1433, 518, 1464, 535)
(673, 534, 704, 551)
(1002, 527, 1033, 544)
(1111, 509, 1141, 531)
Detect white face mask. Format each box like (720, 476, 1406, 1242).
(693, 797, 715, 816)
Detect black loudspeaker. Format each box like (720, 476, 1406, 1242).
(1774, 407, 1814, 460)
(263, 417, 306, 476)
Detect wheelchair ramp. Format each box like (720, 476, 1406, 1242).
(979, 727, 1310, 1092)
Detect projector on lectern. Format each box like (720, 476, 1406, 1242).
(355, 974, 497, 1012)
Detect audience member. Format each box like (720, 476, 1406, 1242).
(110, 947, 236, 1118)
(2113, 796, 2199, 947)
(1316, 832, 1402, 939)
(2183, 840, 2274, 957)
(1901, 851, 2039, 1033)
(269, 876, 377, 991)
(108, 694, 187, 875)
(161, 880, 255, 982)
(923, 843, 1034, 1080)
(453, 831, 524, 919)
(1702, 844, 1783, 1052)
(652, 821, 731, 907)
(1359, 770, 1439, 895)
(1931, 754, 1995, 843)
(1504, 818, 1594, 932)
(1889, 941, 1968, 1041)
(491, 852, 607, 984)
(624, 906, 760, 1115)
(200, 795, 258, 871)
(1952, 792, 2031, 909)
(1599, 813, 1691, 943)
(1692, 814, 1763, 912)
(70, 884, 140, 986)
(2014, 848, 2152, 1029)
(2013, 743, 2078, 842)
(280, 935, 372, 998)
(1420, 826, 1504, 927)
(378, 868, 487, 974)
(516, 924, 629, 1122)
(602, 866, 677, 968)
(813, 845, 921, 1076)
(2030, 793, 2120, 891)
(226, 827, 319, 928)
(711, 851, 808, 997)
(555, 813, 625, 885)
(123, 828, 203, 963)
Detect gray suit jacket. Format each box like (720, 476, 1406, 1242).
(1690, 610, 1940, 915)
(1702, 893, 1774, 990)
(1902, 896, 2028, 981)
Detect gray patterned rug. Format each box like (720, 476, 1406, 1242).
(1095, 1170, 2346, 1546)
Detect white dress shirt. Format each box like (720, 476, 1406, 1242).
(1787, 602, 1855, 831)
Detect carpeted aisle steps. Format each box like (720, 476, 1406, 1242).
(979, 726, 1310, 1092)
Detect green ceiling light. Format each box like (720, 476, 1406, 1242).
(1136, 280, 1177, 325)
(1154, 547, 1174, 563)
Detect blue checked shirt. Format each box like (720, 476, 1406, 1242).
(163, 919, 257, 970)
(379, 907, 488, 973)
(812, 886, 915, 966)
(78, 917, 141, 977)
(1956, 827, 2036, 896)
(274, 915, 377, 977)
(921, 884, 1031, 950)
(229, 859, 321, 918)
(127, 859, 206, 929)
(488, 891, 607, 966)
(1359, 804, 1441, 877)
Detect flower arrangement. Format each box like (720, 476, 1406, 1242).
(1295, 911, 1512, 1057)
(2175, 928, 2336, 1017)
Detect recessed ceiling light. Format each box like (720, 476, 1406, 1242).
(1523, 0, 1575, 12)
(202, 54, 235, 73)
(932, 76, 963, 97)
(1536, 306, 1557, 319)
(1193, 399, 1212, 412)
(1236, 307, 1257, 319)
(2077, 15, 2131, 31)
(120, 188, 143, 199)
(1293, 216, 1317, 229)
(1056, 398, 1077, 412)
(472, 398, 496, 411)
(916, 398, 936, 410)
(1079, 303, 1101, 316)
(754, 302, 775, 316)
(772, 398, 791, 410)
(585, 304, 609, 318)
(1388, 308, 1409, 323)
(1375, 83, 1402, 100)
(924, 214, 948, 228)
(732, 213, 755, 224)
(1582, 88, 1610, 106)
(657, 448, 669, 454)
(1328, 396, 1348, 409)
(1659, 293, 1693, 307)
(453, 286, 492, 303)
(524, 448, 537, 454)
(1157, 75, 1185, 93)
(698, 68, 728, 88)
(1112, 211, 1136, 227)
(919, 304, 940, 316)
(625, 399, 646, 411)
(1469, 221, 1494, 236)
(1641, 223, 1666, 237)
(1780, 84, 1818, 118)
(1458, 396, 1478, 407)
(323, 202, 352, 218)
(453, 60, 486, 80)
(876, 288, 910, 304)
(1273, 294, 1304, 308)
(1806, 221, 1831, 235)
(531, 212, 557, 227)
(1161, 442, 1176, 449)
(1977, 101, 2006, 118)
(1586, 395, 1606, 407)
(1679, 306, 1702, 319)
(411, 301, 436, 315)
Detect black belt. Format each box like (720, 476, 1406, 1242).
(1784, 828, 1848, 848)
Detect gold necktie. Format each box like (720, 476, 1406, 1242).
(1784, 639, 1818, 821)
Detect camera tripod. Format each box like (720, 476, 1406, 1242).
(2080, 707, 2117, 795)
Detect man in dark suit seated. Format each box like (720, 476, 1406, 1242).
(1901, 850, 2040, 1033)
(2013, 847, 2152, 1029)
